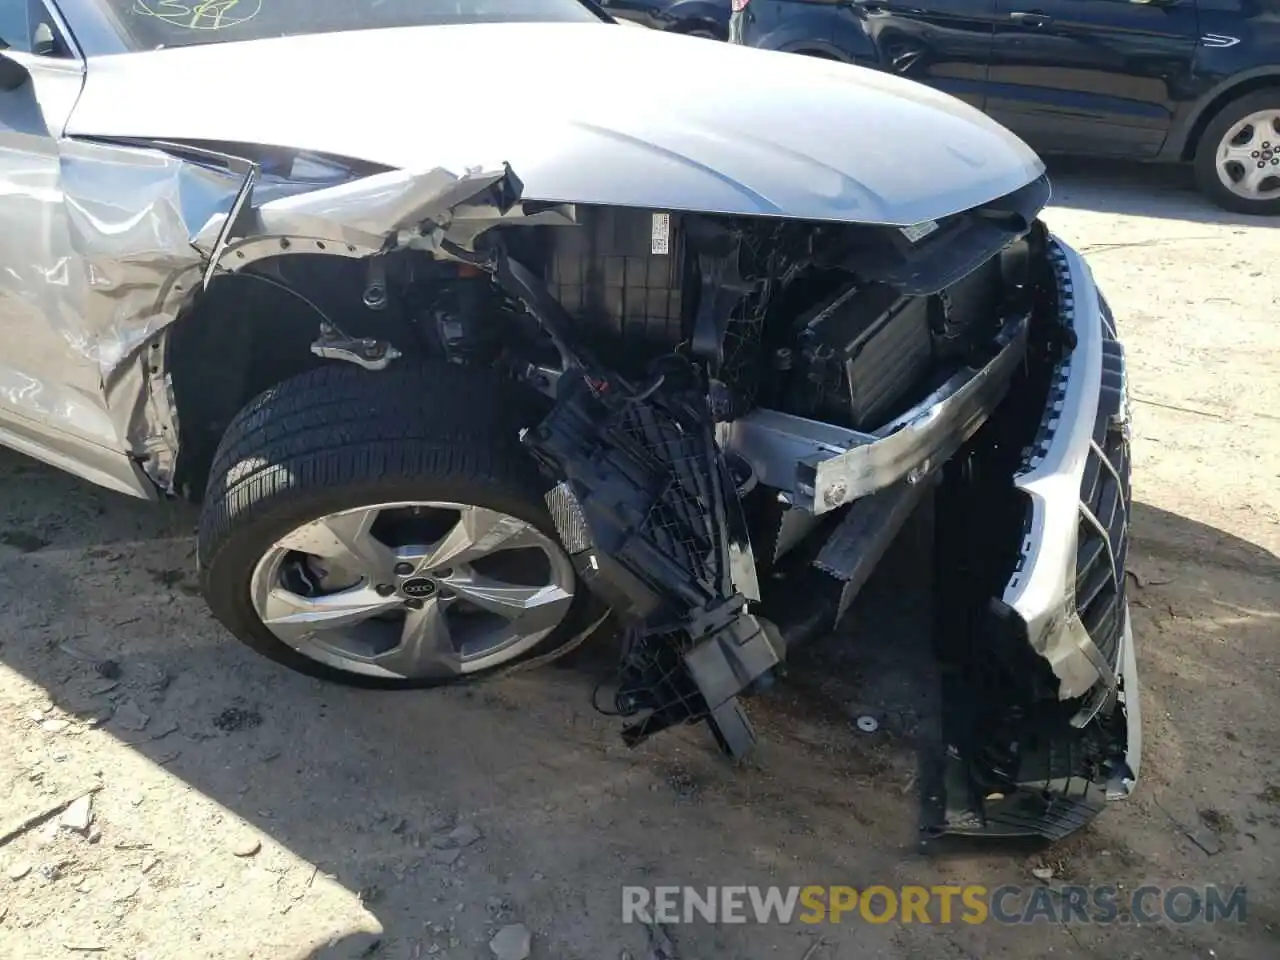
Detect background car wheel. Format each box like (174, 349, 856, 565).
(197, 362, 590, 688)
(673, 20, 724, 41)
(1194, 91, 1280, 216)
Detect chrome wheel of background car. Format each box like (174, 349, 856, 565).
(1215, 109, 1280, 202)
(248, 501, 575, 680)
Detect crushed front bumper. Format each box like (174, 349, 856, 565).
(924, 236, 1141, 842)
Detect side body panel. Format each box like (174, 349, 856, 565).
(731, 1, 841, 57)
(830, 1, 998, 109)
(0, 48, 152, 495)
(986, 0, 1199, 158)
(600, 0, 730, 37)
(1164, 2, 1280, 159)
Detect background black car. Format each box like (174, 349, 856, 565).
(730, 0, 1280, 216)
(601, 0, 729, 38)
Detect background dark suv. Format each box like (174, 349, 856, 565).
(730, 0, 1280, 216)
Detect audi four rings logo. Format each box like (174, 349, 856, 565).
(1201, 35, 1241, 49)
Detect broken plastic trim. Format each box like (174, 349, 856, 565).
(921, 236, 1138, 844)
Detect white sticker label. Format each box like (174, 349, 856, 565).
(651, 212, 671, 255)
(900, 220, 939, 244)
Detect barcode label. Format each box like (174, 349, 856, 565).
(900, 220, 939, 244)
(651, 212, 670, 255)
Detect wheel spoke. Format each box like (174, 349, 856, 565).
(1242, 163, 1277, 195)
(276, 507, 397, 581)
(375, 597, 461, 677)
(446, 574, 573, 632)
(1220, 143, 1257, 165)
(417, 507, 545, 574)
(1247, 116, 1279, 148)
(260, 583, 401, 645)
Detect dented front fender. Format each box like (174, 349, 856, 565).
(54, 135, 523, 491)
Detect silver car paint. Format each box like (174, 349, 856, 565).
(0, 19, 1044, 497)
(68, 24, 1044, 228)
(0, 52, 518, 494)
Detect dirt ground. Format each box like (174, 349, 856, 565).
(1, 159, 1278, 960)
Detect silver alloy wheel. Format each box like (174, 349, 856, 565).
(248, 501, 575, 679)
(1216, 109, 1280, 202)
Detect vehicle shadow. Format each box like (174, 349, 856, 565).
(1, 447, 1278, 958)
(1044, 156, 1280, 228)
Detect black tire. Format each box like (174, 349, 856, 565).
(197, 361, 591, 688)
(672, 20, 724, 41)
(1193, 90, 1280, 217)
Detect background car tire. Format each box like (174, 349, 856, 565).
(197, 361, 593, 688)
(1193, 90, 1280, 217)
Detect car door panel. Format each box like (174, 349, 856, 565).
(987, 0, 1199, 156)
(0, 52, 112, 439)
(832, 0, 999, 109)
(0, 39, 251, 497)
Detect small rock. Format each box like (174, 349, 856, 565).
(38, 862, 62, 882)
(489, 924, 531, 960)
(89, 680, 120, 695)
(431, 848, 463, 866)
(429, 823, 481, 850)
(94, 659, 122, 680)
(447, 824, 482, 848)
(112, 699, 150, 732)
(231, 837, 261, 858)
(40, 718, 71, 734)
(60, 795, 94, 833)
(8, 862, 31, 881)
(87, 826, 102, 844)
(1031, 866, 1054, 881)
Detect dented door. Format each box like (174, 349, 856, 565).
(0, 49, 118, 470)
(0, 48, 251, 495)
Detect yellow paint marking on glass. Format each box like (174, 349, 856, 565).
(132, 0, 263, 30)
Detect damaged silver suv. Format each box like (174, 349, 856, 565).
(0, 0, 1139, 840)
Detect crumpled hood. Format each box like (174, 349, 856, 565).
(67, 22, 1044, 226)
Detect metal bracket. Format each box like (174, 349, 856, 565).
(310, 321, 402, 371)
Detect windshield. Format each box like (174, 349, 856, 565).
(88, 0, 607, 51)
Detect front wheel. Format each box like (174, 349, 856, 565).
(1193, 91, 1280, 216)
(197, 362, 589, 688)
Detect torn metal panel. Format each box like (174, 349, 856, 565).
(196, 164, 524, 266)
(54, 140, 522, 488)
(55, 137, 255, 487)
(57, 137, 247, 374)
